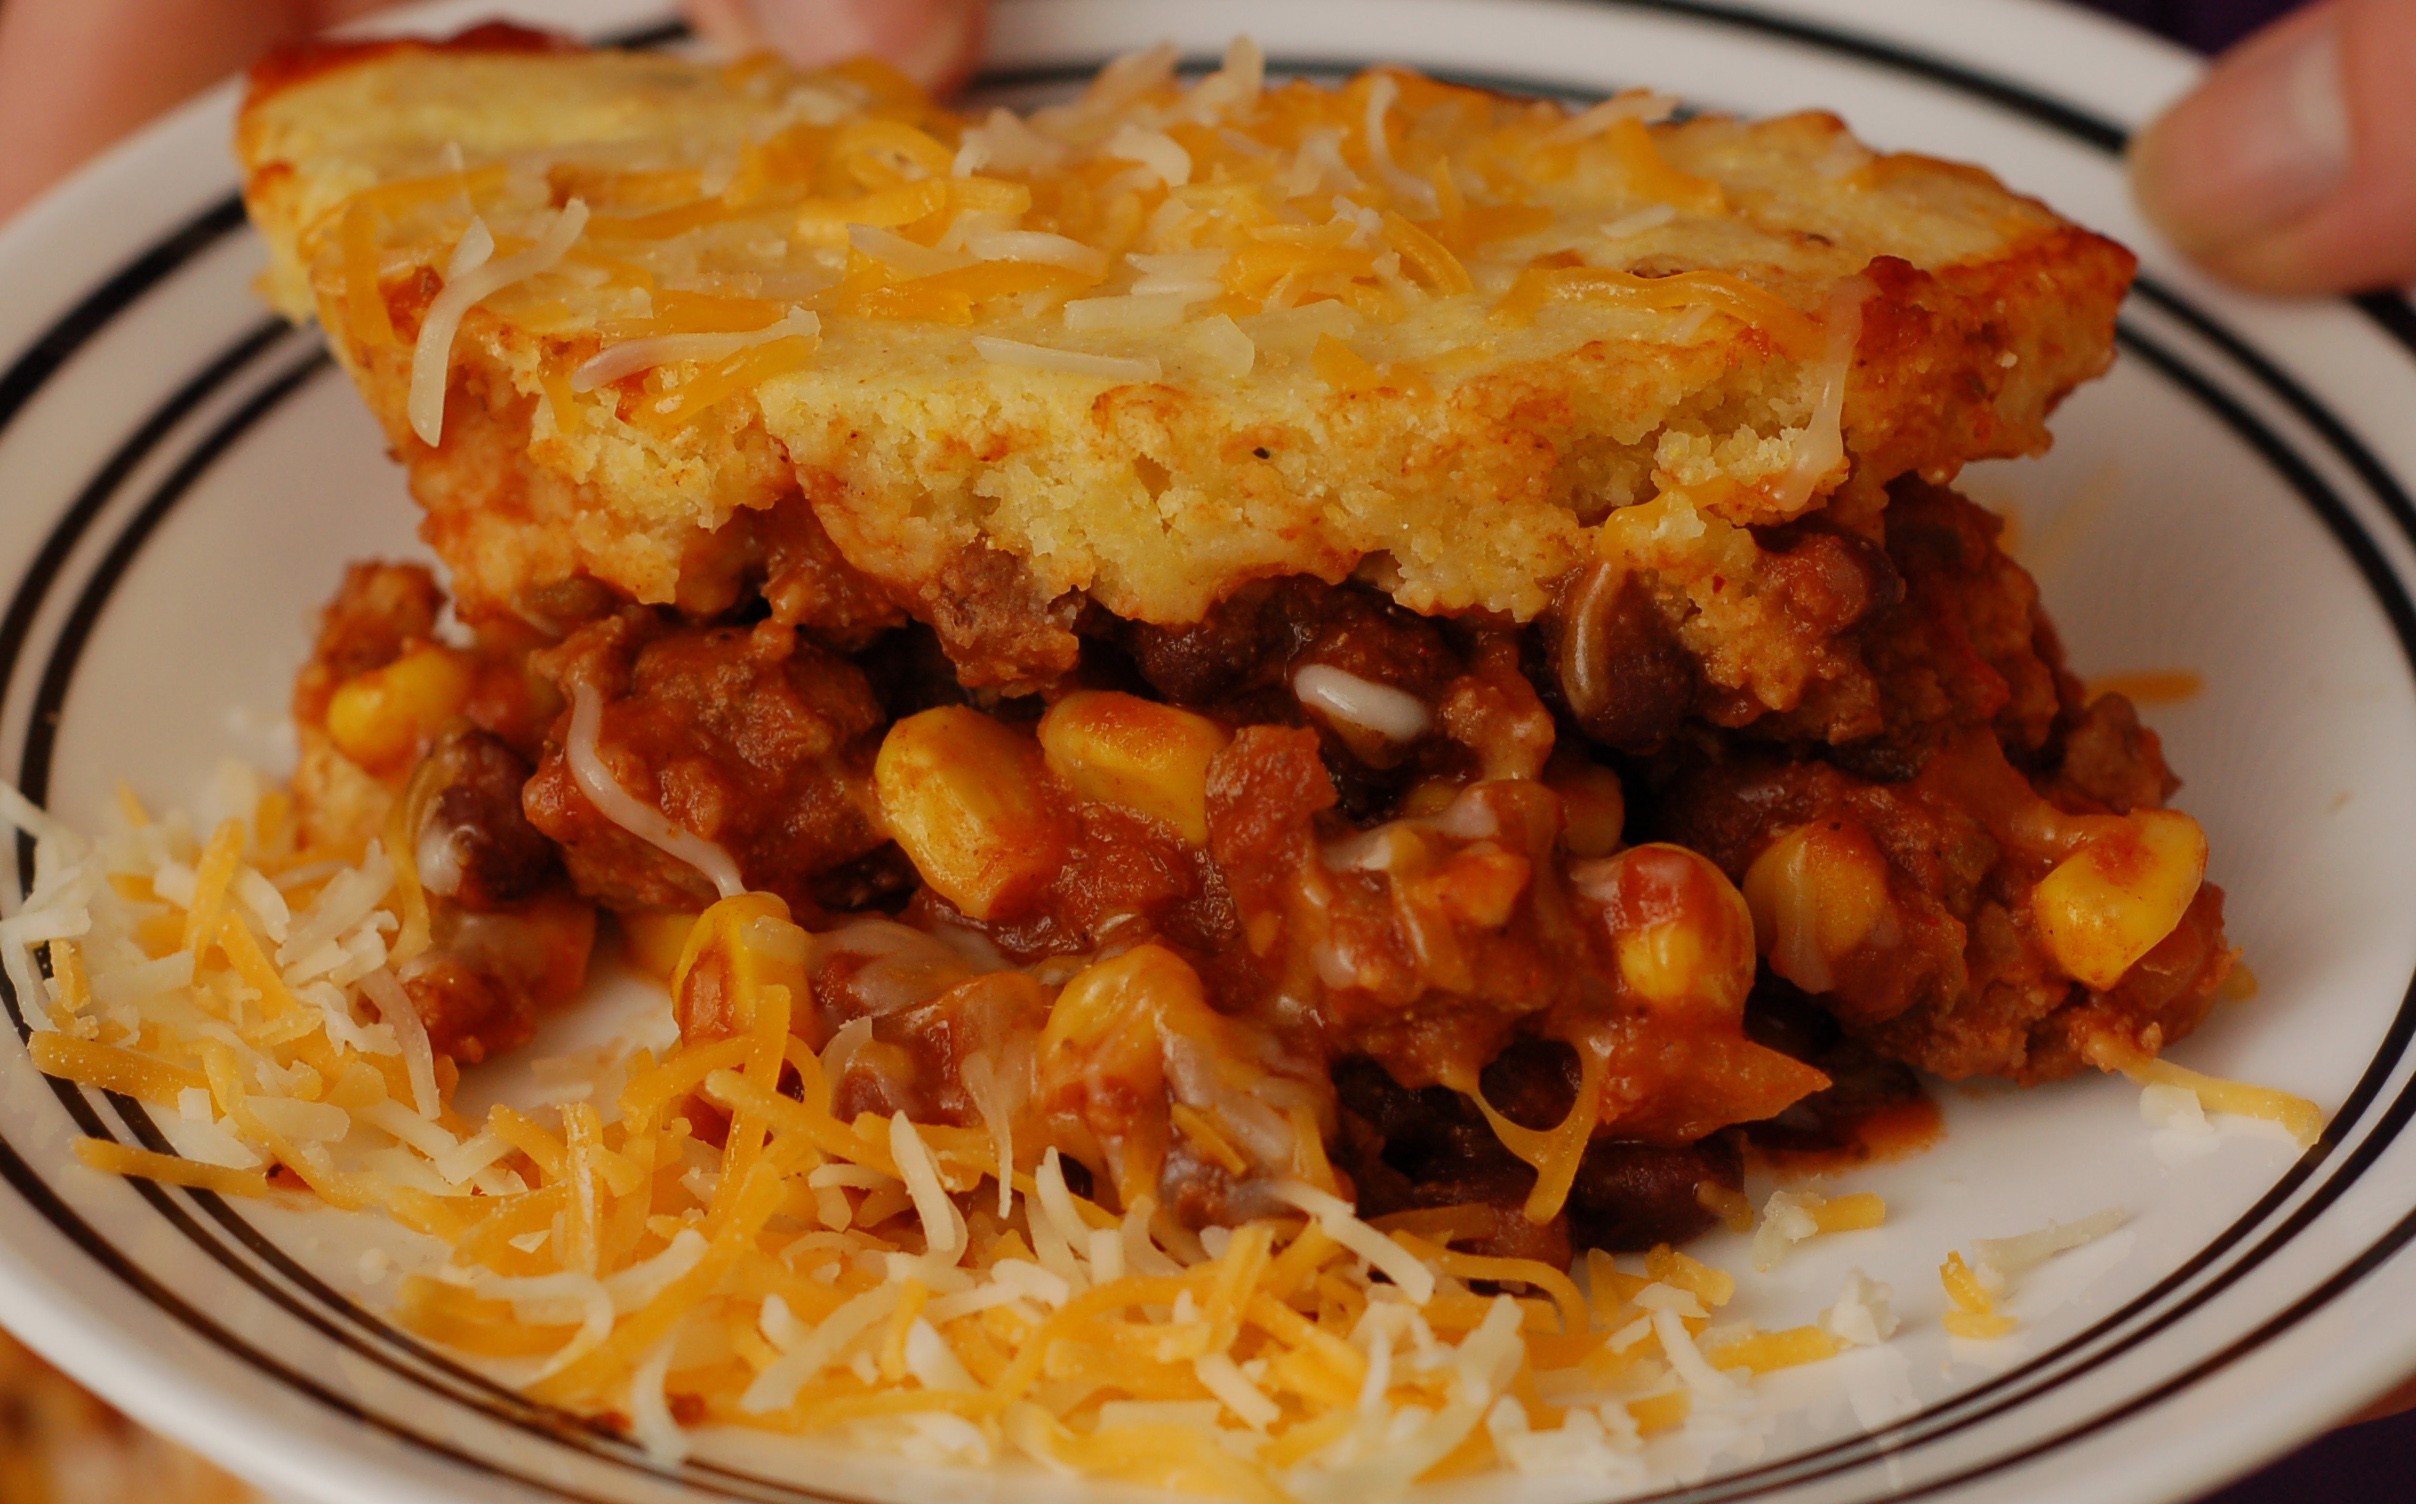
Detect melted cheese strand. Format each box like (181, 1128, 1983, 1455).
(407, 200, 587, 445)
(571, 310, 819, 392)
(1362, 74, 1440, 217)
(566, 683, 746, 899)
(1768, 277, 1869, 514)
(1292, 664, 1433, 744)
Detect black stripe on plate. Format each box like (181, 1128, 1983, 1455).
(2354, 291, 2416, 361)
(0, 346, 671, 1504)
(6, 356, 971, 1504)
(0, 198, 248, 441)
(0, 317, 289, 883)
(23, 263, 2416, 1504)
(1640, 310, 2416, 1502)
(1855, 320, 2416, 1501)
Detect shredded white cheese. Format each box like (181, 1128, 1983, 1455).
(1543, 90, 1682, 143)
(1769, 276, 1869, 514)
(744, 1284, 901, 1413)
(2143, 1080, 2214, 1134)
(1270, 1180, 1435, 1304)
(891, 1111, 966, 1261)
(1751, 1187, 1823, 1271)
(847, 224, 971, 277)
(570, 310, 818, 393)
(1196, 1351, 1281, 1428)
(1190, 314, 1257, 379)
(1821, 1269, 1898, 1347)
(952, 107, 1069, 176)
(627, 1331, 690, 1462)
(565, 682, 746, 900)
(357, 967, 440, 1117)
(1600, 203, 1678, 241)
(1063, 292, 1194, 334)
(1293, 663, 1433, 744)
(1361, 75, 1440, 216)
(1972, 1208, 2128, 1286)
(972, 336, 1161, 382)
(965, 228, 1108, 276)
(1651, 1308, 1736, 1400)
(407, 200, 588, 446)
(1105, 124, 1193, 188)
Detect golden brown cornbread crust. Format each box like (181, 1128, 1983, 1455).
(237, 34, 2132, 717)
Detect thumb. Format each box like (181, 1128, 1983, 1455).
(2128, 0, 2416, 295)
(684, 0, 988, 94)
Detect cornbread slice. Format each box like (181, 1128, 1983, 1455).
(238, 31, 2131, 714)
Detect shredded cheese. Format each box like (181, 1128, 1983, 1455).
(1821, 1269, 1897, 1347)
(571, 309, 818, 392)
(965, 228, 1109, 276)
(971, 336, 1161, 382)
(565, 683, 746, 899)
(1269, 1180, 1436, 1305)
(1291, 664, 1434, 746)
(2120, 1058, 2322, 1147)
(74, 1138, 271, 1197)
(408, 201, 588, 446)
(1752, 1187, 1887, 1271)
(324, 39, 1910, 438)
(1939, 1251, 2015, 1340)
(1768, 276, 1869, 514)
(1971, 1208, 2126, 1286)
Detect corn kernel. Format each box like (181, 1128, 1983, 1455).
(1041, 943, 1205, 1066)
(670, 892, 808, 1043)
(1036, 943, 1220, 1202)
(1552, 762, 1626, 859)
(1037, 690, 1232, 845)
(1743, 819, 1893, 993)
(1594, 844, 1757, 1020)
(2032, 809, 2208, 990)
(874, 706, 1071, 921)
(324, 644, 471, 771)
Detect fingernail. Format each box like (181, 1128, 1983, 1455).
(2130, 11, 2351, 256)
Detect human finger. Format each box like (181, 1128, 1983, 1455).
(0, 0, 396, 225)
(2127, 0, 2416, 295)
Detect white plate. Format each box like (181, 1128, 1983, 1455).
(2, 1, 2415, 1501)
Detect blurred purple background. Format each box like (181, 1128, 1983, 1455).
(2082, 0, 2302, 50)
(2064, 2, 2409, 1501)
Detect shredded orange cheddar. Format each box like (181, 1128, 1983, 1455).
(1496, 265, 1826, 356)
(74, 1138, 271, 1198)
(1705, 1324, 1842, 1374)
(1629, 1387, 1692, 1434)
(30, 1033, 206, 1105)
(1812, 1191, 1889, 1234)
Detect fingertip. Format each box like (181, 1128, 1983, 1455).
(2128, 0, 2416, 296)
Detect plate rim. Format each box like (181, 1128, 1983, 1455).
(0, 4, 2413, 1503)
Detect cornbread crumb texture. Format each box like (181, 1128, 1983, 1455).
(240, 35, 2130, 710)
